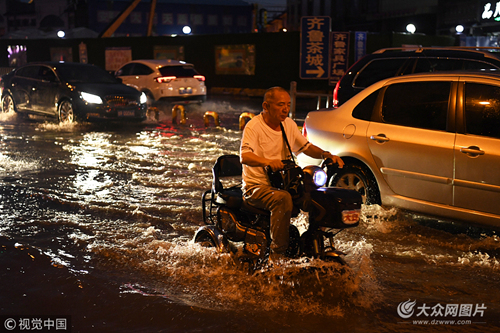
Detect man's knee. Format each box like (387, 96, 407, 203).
(272, 189, 293, 211)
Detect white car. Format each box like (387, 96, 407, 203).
(115, 59, 206, 105)
(298, 71, 500, 228)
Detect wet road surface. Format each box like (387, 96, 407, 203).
(0, 98, 499, 332)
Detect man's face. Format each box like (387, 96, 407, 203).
(263, 91, 291, 123)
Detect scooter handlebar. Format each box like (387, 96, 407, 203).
(320, 157, 339, 171)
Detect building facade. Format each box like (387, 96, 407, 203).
(286, 0, 500, 42)
(4, 0, 500, 46)
(0, 0, 256, 38)
(89, 0, 255, 37)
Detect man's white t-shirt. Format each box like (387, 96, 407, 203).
(240, 114, 310, 190)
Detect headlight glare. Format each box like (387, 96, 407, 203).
(303, 166, 327, 188)
(313, 169, 327, 187)
(140, 92, 147, 104)
(81, 92, 103, 104)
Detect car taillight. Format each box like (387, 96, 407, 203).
(194, 75, 205, 82)
(333, 80, 340, 107)
(155, 76, 176, 83)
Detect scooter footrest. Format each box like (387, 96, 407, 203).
(324, 246, 346, 256)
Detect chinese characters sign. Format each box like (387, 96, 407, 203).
(482, 2, 500, 21)
(300, 16, 330, 79)
(329, 32, 350, 85)
(105, 47, 132, 71)
(354, 31, 367, 63)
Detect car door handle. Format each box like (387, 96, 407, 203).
(370, 134, 390, 143)
(460, 146, 485, 157)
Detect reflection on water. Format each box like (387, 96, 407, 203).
(0, 105, 499, 332)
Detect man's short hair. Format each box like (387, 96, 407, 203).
(263, 86, 288, 103)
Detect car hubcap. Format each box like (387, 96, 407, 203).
(336, 173, 367, 204)
(2, 96, 13, 113)
(60, 101, 74, 123)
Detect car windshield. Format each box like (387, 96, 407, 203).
(56, 64, 118, 84)
(158, 65, 199, 77)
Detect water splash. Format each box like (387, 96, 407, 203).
(0, 110, 19, 123)
(36, 121, 86, 132)
(0, 152, 39, 175)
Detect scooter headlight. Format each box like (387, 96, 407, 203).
(313, 168, 327, 187)
(303, 166, 327, 188)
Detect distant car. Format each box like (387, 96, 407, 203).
(0, 62, 147, 123)
(299, 71, 500, 228)
(115, 59, 207, 105)
(333, 47, 500, 107)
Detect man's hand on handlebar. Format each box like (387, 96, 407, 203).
(322, 151, 344, 168)
(267, 159, 284, 172)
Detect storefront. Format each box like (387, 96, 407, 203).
(460, 1, 500, 47)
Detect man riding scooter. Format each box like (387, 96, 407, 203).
(240, 86, 344, 263)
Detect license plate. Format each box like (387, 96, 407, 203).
(342, 209, 361, 224)
(118, 110, 135, 117)
(179, 87, 193, 94)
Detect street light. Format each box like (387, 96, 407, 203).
(456, 25, 465, 34)
(406, 24, 416, 34)
(182, 26, 192, 34)
(57, 30, 65, 38)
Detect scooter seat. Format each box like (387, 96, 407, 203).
(241, 199, 270, 216)
(216, 187, 243, 208)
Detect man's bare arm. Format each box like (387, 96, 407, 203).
(241, 152, 284, 172)
(302, 144, 344, 168)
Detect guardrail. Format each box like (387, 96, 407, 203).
(164, 105, 254, 130)
(289, 81, 332, 121)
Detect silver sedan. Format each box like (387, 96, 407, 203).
(298, 71, 500, 228)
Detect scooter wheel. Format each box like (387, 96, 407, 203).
(194, 230, 218, 247)
(193, 227, 228, 253)
(323, 250, 347, 265)
(299, 230, 323, 258)
(285, 225, 301, 257)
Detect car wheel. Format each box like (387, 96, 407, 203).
(331, 164, 381, 205)
(2, 94, 16, 113)
(58, 100, 75, 123)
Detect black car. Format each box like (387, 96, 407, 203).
(0, 62, 148, 123)
(333, 47, 500, 107)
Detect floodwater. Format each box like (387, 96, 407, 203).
(0, 100, 499, 333)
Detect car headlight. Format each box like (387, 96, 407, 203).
(140, 92, 147, 104)
(81, 92, 103, 104)
(303, 166, 327, 188)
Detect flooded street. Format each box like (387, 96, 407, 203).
(1, 99, 500, 333)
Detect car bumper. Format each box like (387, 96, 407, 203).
(158, 95, 206, 104)
(78, 103, 147, 122)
